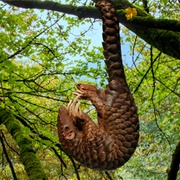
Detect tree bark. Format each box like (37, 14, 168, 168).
(168, 141, 180, 180)
(1, 0, 180, 59)
(0, 107, 48, 180)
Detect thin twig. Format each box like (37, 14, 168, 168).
(0, 131, 18, 180)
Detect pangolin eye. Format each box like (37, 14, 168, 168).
(64, 125, 69, 130)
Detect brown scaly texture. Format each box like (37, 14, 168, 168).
(57, 1, 139, 170)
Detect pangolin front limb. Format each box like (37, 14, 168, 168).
(57, 0, 139, 170)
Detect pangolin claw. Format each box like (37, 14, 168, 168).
(73, 89, 84, 97)
(67, 94, 82, 117)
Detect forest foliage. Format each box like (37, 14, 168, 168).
(0, 0, 179, 179)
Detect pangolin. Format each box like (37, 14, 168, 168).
(57, 1, 139, 170)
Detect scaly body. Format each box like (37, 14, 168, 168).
(57, 1, 139, 170)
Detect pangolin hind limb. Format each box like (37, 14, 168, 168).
(57, 1, 139, 170)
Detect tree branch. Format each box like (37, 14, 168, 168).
(124, 15, 180, 32)
(168, 141, 180, 180)
(1, 0, 180, 59)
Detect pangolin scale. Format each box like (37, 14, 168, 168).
(57, 1, 139, 170)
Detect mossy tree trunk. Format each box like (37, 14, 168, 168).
(0, 107, 48, 180)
